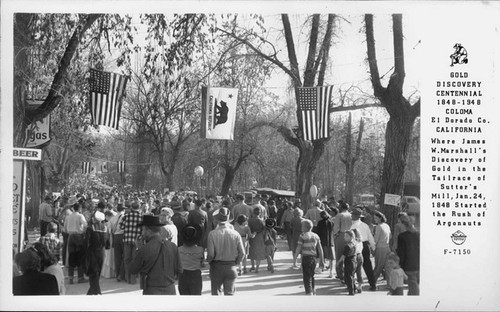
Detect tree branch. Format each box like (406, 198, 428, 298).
(216, 26, 298, 84)
(27, 14, 102, 124)
(330, 103, 383, 113)
(317, 14, 336, 86)
(303, 14, 320, 86)
(364, 14, 385, 99)
(281, 14, 302, 86)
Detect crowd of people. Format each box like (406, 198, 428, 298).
(13, 189, 420, 296)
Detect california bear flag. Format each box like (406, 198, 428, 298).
(201, 86, 238, 140)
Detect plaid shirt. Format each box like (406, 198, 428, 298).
(39, 233, 62, 258)
(119, 209, 142, 243)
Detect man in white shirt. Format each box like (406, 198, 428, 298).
(350, 207, 377, 291)
(64, 203, 87, 284)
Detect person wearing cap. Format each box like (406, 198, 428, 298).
(84, 210, 109, 295)
(304, 199, 323, 234)
(350, 207, 377, 291)
(333, 201, 352, 281)
(119, 201, 143, 284)
(178, 224, 204, 295)
(39, 195, 54, 237)
(129, 215, 182, 295)
(64, 202, 87, 284)
(207, 207, 245, 295)
(159, 207, 178, 245)
(251, 195, 267, 221)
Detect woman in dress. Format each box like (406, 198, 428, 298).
(247, 207, 266, 273)
(372, 211, 392, 283)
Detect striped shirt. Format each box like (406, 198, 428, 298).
(296, 231, 321, 257)
(119, 209, 142, 243)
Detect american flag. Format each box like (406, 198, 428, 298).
(297, 86, 333, 141)
(117, 161, 126, 173)
(89, 69, 128, 130)
(82, 162, 92, 174)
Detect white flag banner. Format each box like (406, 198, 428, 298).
(201, 86, 238, 140)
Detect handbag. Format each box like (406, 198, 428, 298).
(143, 242, 164, 290)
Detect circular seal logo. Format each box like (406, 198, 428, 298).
(451, 230, 467, 245)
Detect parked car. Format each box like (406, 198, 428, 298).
(402, 196, 420, 214)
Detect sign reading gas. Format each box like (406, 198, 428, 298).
(13, 148, 42, 160)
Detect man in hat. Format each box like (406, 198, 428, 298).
(207, 207, 245, 295)
(350, 206, 377, 291)
(171, 200, 188, 246)
(129, 215, 182, 295)
(39, 195, 54, 237)
(119, 201, 142, 284)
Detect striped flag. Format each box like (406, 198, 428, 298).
(82, 162, 92, 174)
(89, 69, 128, 130)
(117, 161, 126, 173)
(297, 86, 333, 141)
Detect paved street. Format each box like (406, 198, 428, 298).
(28, 235, 399, 297)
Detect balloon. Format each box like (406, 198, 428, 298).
(309, 185, 318, 198)
(194, 166, 204, 177)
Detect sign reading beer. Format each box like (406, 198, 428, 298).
(13, 148, 42, 160)
(201, 86, 238, 140)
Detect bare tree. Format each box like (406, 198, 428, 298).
(340, 113, 364, 205)
(365, 14, 420, 230)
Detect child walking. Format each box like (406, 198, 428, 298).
(264, 218, 277, 273)
(234, 215, 252, 275)
(295, 219, 324, 295)
(178, 224, 204, 295)
(386, 252, 408, 296)
(337, 230, 357, 295)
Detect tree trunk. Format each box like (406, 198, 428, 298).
(380, 114, 416, 230)
(220, 168, 235, 196)
(296, 140, 326, 212)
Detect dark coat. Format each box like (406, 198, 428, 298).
(85, 221, 109, 276)
(397, 230, 420, 271)
(13, 270, 59, 295)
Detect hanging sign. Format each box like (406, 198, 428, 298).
(13, 147, 42, 160)
(25, 115, 51, 147)
(384, 193, 401, 207)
